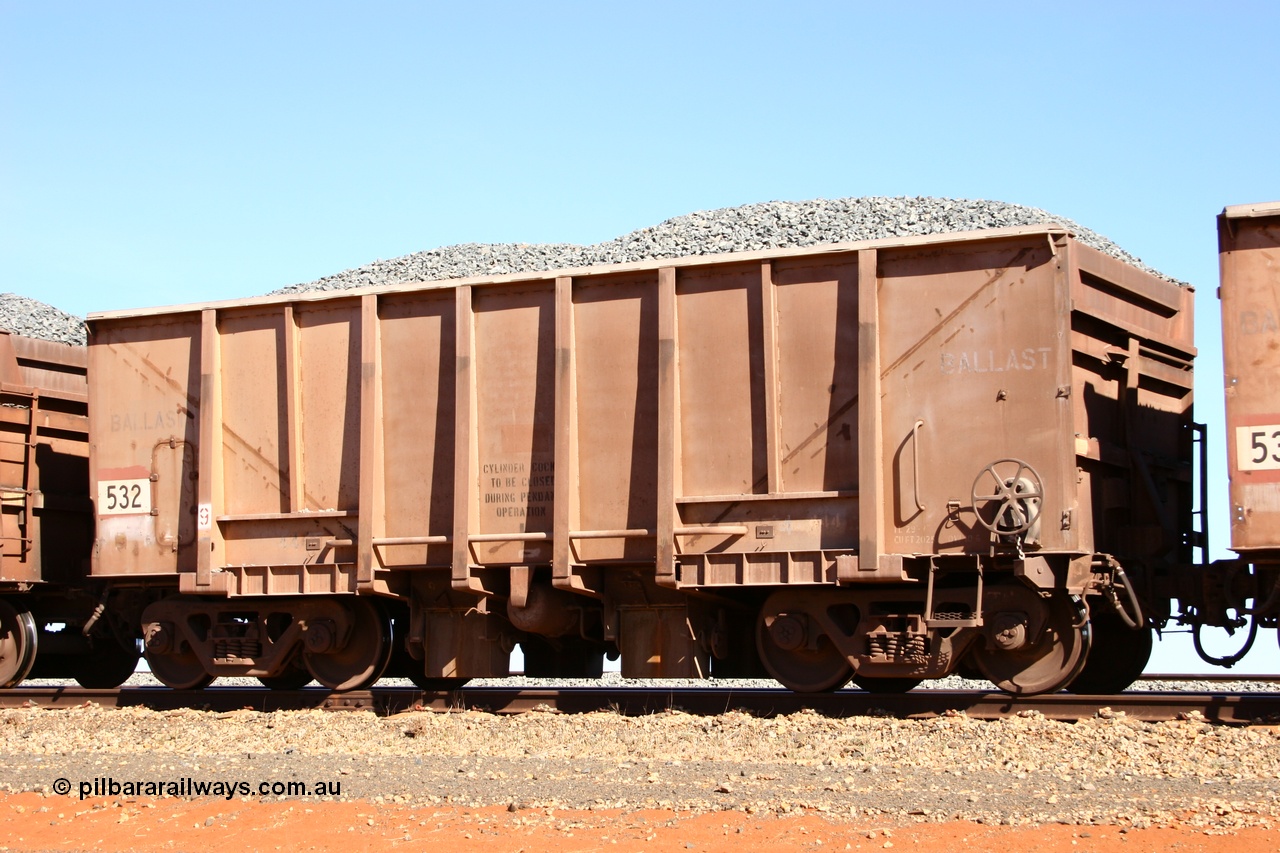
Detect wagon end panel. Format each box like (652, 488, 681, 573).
(872, 234, 1076, 561)
(89, 315, 202, 578)
(1220, 204, 1280, 553)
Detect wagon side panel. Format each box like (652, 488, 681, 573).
(570, 272, 659, 564)
(669, 255, 863, 587)
(377, 291, 455, 568)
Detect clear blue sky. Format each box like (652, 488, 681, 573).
(3, 1, 1277, 674)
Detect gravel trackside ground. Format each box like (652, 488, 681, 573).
(1, 703, 1277, 833)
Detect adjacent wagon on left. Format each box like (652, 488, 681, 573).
(0, 331, 140, 687)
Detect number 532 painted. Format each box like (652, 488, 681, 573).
(97, 478, 152, 515)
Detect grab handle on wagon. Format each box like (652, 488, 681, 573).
(912, 419, 926, 514)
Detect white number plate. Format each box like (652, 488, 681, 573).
(98, 478, 152, 515)
(1236, 424, 1280, 472)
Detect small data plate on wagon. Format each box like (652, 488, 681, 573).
(97, 478, 152, 515)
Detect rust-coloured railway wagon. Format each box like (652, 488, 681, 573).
(1212, 203, 1280, 661)
(0, 332, 138, 688)
(86, 225, 1196, 695)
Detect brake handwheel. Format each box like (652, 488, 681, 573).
(971, 458, 1044, 535)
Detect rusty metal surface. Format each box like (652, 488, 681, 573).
(1219, 203, 1280, 553)
(0, 685, 1276, 724)
(8, 334, 88, 403)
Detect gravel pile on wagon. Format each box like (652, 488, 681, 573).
(0, 293, 86, 346)
(0, 197, 1161, 347)
(274, 196, 1163, 294)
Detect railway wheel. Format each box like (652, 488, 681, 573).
(852, 674, 923, 693)
(258, 661, 314, 690)
(0, 601, 37, 688)
(953, 658, 984, 681)
(1065, 611, 1152, 694)
(756, 592, 854, 693)
(73, 637, 141, 689)
(146, 645, 214, 690)
(407, 675, 469, 691)
(972, 593, 1091, 696)
(304, 598, 393, 691)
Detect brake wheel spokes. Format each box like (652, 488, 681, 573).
(971, 459, 1043, 534)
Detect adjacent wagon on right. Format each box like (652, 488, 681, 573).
(1212, 203, 1280, 657)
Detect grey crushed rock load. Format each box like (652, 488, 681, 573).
(0, 198, 1169, 346)
(274, 196, 1167, 295)
(0, 293, 87, 346)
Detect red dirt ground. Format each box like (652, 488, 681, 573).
(0, 792, 1274, 852)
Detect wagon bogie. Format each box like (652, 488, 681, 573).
(140, 594, 400, 690)
(751, 577, 1100, 695)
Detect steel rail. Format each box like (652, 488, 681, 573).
(1139, 672, 1280, 683)
(0, 686, 1276, 724)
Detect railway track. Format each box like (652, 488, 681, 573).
(2, 680, 1277, 724)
